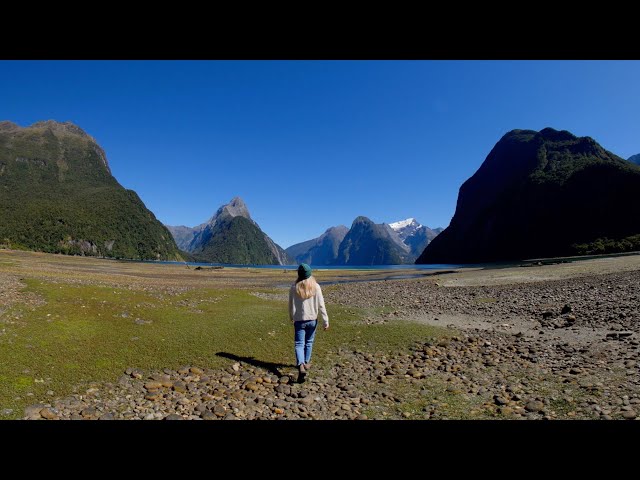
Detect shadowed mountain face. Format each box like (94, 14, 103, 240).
(629, 154, 640, 165)
(0, 120, 182, 260)
(336, 216, 410, 265)
(166, 197, 290, 265)
(165, 225, 195, 251)
(285, 226, 349, 265)
(417, 128, 640, 264)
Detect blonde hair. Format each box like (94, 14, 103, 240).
(295, 276, 317, 299)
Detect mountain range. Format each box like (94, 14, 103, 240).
(418, 128, 640, 263)
(335, 216, 410, 265)
(285, 217, 442, 265)
(5, 120, 639, 266)
(166, 197, 290, 265)
(0, 120, 182, 260)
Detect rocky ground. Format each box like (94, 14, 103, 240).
(7, 250, 639, 421)
(22, 262, 640, 420)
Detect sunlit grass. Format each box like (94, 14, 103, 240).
(0, 278, 442, 419)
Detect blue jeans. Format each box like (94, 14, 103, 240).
(294, 320, 317, 366)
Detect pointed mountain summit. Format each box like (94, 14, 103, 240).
(186, 196, 253, 252)
(166, 197, 290, 265)
(628, 154, 640, 165)
(0, 120, 182, 260)
(417, 128, 640, 263)
(285, 225, 349, 265)
(209, 196, 252, 224)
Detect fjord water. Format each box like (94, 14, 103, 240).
(147, 260, 464, 270)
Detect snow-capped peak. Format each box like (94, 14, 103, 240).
(389, 218, 418, 231)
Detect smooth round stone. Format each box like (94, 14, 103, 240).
(40, 408, 59, 420)
(525, 400, 544, 413)
(201, 411, 216, 420)
(165, 414, 184, 420)
(172, 382, 187, 393)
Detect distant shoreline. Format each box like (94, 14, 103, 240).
(2, 247, 640, 273)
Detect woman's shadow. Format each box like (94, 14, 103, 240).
(215, 352, 307, 383)
(215, 352, 290, 378)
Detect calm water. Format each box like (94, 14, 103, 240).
(140, 260, 464, 271)
(316, 273, 459, 286)
(124, 251, 640, 272)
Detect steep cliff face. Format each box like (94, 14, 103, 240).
(285, 225, 349, 265)
(0, 120, 182, 260)
(165, 225, 196, 251)
(166, 197, 291, 265)
(417, 128, 640, 263)
(192, 215, 288, 265)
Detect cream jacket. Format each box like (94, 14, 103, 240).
(288, 282, 329, 328)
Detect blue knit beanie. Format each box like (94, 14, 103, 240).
(297, 263, 312, 282)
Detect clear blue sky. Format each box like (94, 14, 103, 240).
(2, 60, 640, 248)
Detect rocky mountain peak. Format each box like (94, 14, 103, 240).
(30, 120, 91, 138)
(536, 127, 577, 142)
(389, 218, 419, 230)
(0, 121, 19, 131)
(1, 119, 111, 175)
(167, 197, 289, 265)
(222, 196, 251, 219)
(205, 196, 252, 229)
(353, 216, 373, 225)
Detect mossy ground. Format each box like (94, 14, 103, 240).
(0, 275, 443, 419)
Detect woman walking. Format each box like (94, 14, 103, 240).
(288, 263, 329, 379)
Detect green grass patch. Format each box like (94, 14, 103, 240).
(369, 305, 397, 315)
(0, 277, 443, 419)
(14, 376, 33, 389)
